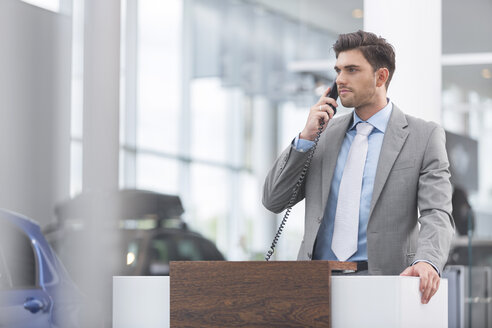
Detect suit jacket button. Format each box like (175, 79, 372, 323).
(307, 252, 312, 259)
(317, 217, 322, 224)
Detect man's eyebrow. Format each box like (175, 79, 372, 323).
(334, 64, 361, 70)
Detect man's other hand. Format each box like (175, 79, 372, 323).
(400, 262, 440, 304)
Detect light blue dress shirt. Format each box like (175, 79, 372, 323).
(295, 101, 393, 261)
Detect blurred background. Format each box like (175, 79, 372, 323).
(0, 0, 491, 327)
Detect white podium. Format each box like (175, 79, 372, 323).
(113, 275, 447, 328)
(113, 276, 170, 328)
(331, 276, 447, 327)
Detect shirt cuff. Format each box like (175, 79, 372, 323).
(412, 260, 440, 276)
(293, 134, 315, 152)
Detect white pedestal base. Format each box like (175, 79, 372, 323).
(331, 276, 447, 328)
(113, 276, 170, 328)
(112, 275, 447, 328)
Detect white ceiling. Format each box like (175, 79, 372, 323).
(252, 0, 363, 35)
(248, 0, 492, 102)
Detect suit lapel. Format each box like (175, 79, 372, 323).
(321, 114, 353, 209)
(369, 105, 409, 218)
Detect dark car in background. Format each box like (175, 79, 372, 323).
(0, 209, 82, 328)
(44, 189, 225, 277)
(120, 222, 225, 276)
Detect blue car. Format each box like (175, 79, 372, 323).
(0, 209, 82, 328)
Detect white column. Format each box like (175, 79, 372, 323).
(364, 0, 442, 123)
(82, 0, 121, 191)
(252, 96, 278, 259)
(179, 0, 192, 220)
(78, 2, 121, 326)
(122, 0, 138, 188)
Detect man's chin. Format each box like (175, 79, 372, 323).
(340, 99, 354, 108)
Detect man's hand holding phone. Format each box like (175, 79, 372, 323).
(300, 84, 338, 141)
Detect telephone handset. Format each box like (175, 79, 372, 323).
(327, 82, 338, 114)
(265, 82, 338, 261)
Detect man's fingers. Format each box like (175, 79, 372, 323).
(315, 100, 337, 120)
(303, 90, 338, 140)
(419, 272, 428, 293)
(420, 274, 431, 304)
(316, 111, 329, 125)
(434, 277, 440, 294)
(399, 266, 414, 276)
(319, 96, 338, 107)
(420, 272, 440, 304)
(323, 86, 332, 97)
(429, 276, 440, 299)
(317, 104, 335, 119)
(401, 263, 440, 304)
(310, 110, 329, 126)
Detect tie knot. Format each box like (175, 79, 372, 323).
(356, 122, 374, 136)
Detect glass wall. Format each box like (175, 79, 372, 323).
(113, 0, 345, 260)
(441, 0, 492, 239)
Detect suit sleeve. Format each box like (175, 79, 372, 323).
(416, 125, 455, 272)
(262, 142, 311, 214)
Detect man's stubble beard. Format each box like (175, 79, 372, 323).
(341, 88, 377, 110)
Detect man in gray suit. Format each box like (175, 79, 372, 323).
(263, 30, 454, 304)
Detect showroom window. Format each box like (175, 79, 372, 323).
(70, 0, 351, 260)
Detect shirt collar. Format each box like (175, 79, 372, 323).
(349, 98, 393, 133)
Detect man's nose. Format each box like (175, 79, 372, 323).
(336, 73, 346, 85)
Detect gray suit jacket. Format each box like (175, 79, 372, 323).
(263, 105, 455, 275)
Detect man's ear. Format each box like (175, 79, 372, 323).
(375, 68, 389, 88)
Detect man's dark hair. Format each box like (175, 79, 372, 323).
(333, 30, 396, 89)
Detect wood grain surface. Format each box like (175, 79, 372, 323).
(170, 261, 355, 327)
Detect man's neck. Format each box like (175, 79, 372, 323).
(354, 96, 388, 121)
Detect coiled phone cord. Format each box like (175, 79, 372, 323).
(265, 119, 326, 261)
